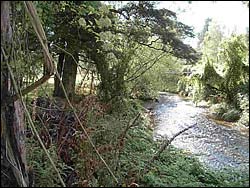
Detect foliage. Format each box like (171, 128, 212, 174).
(25, 85, 248, 187)
(219, 34, 248, 104)
(180, 22, 249, 124)
(221, 109, 241, 122)
(177, 76, 192, 96)
(197, 17, 212, 50)
(6, 1, 249, 187)
(236, 93, 249, 126)
(118, 112, 249, 187)
(209, 102, 241, 122)
(201, 20, 224, 71)
(26, 137, 67, 187)
(35, 1, 199, 102)
(129, 49, 185, 100)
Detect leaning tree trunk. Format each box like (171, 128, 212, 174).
(53, 51, 78, 100)
(1, 1, 29, 187)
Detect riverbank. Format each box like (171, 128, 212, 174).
(205, 113, 249, 137)
(26, 95, 249, 187)
(140, 92, 249, 185)
(120, 108, 249, 187)
(162, 91, 249, 137)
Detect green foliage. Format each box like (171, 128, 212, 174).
(130, 50, 184, 100)
(210, 103, 228, 117)
(237, 93, 249, 126)
(237, 110, 249, 127)
(210, 103, 241, 122)
(186, 29, 248, 121)
(11, 2, 249, 187)
(26, 91, 248, 187)
(197, 18, 212, 50)
(118, 113, 248, 187)
(219, 35, 248, 103)
(201, 20, 223, 68)
(177, 76, 192, 96)
(26, 137, 67, 187)
(221, 109, 241, 122)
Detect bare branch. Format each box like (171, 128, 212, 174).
(142, 124, 196, 175)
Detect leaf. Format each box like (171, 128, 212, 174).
(78, 18, 86, 28)
(16, 3, 22, 11)
(99, 5, 109, 15)
(96, 17, 112, 28)
(103, 17, 112, 27)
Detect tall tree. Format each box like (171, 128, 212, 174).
(197, 18, 212, 50)
(51, 1, 102, 99)
(41, 1, 199, 101)
(201, 20, 224, 74)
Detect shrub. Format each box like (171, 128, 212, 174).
(237, 110, 249, 127)
(210, 103, 228, 117)
(222, 109, 241, 122)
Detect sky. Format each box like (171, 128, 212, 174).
(106, 1, 249, 48)
(156, 1, 249, 47)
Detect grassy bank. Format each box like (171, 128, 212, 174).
(26, 97, 249, 187)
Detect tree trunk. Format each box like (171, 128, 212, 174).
(53, 52, 65, 97)
(53, 51, 78, 100)
(95, 56, 111, 101)
(1, 1, 29, 187)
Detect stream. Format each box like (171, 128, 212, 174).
(145, 92, 249, 172)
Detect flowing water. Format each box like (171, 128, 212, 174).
(146, 92, 249, 172)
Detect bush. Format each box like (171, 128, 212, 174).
(236, 93, 249, 126)
(210, 103, 241, 122)
(210, 103, 228, 117)
(237, 110, 249, 127)
(222, 109, 241, 122)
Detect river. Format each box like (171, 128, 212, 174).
(145, 92, 249, 172)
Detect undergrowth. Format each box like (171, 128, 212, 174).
(26, 95, 249, 187)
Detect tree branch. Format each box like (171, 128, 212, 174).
(126, 52, 166, 82)
(10, 1, 54, 102)
(142, 124, 196, 175)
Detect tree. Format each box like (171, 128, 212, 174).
(1, 1, 29, 186)
(219, 35, 248, 104)
(38, 1, 199, 102)
(201, 20, 224, 72)
(91, 1, 199, 102)
(197, 18, 212, 50)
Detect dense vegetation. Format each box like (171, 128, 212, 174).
(178, 20, 249, 126)
(1, 1, 248, 187)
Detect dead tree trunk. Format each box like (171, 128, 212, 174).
(1, 1, 29, 187)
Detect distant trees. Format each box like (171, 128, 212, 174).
(183, 19, 248, 112)
(197, 17, 212, 50)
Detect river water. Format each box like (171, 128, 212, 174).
(146, 92, 249, 172)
